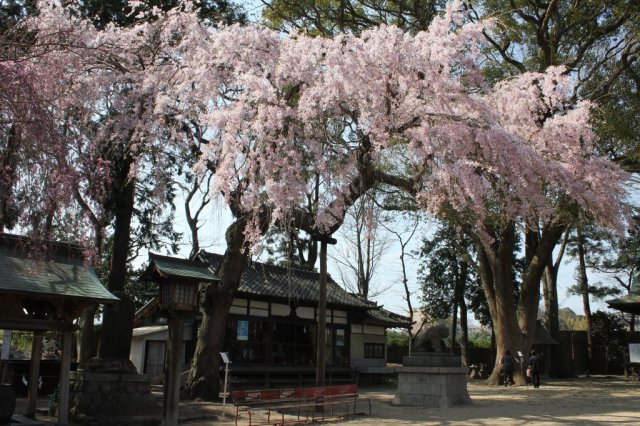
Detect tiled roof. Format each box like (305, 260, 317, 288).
(607, 293, 640, 315)
(199, 251, 377, 309)
(365, 307, 411, 328)
(607, 271, 640, 314)
(0, 233, 118, 303)
(147, 252, 219, 282)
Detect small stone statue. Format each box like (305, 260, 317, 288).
(413, 324, 449, 352)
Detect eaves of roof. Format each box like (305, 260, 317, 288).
(146, 252, 219, 282)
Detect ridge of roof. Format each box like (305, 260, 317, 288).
(0, 232, 86, 260)
(199, 250, 332, 279)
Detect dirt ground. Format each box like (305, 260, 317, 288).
(209, 376, 640, 426)
(14, 376, 640, 425)
(324, 377, 640, 426)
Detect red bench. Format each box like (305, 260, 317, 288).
(231, 384, 370, 425)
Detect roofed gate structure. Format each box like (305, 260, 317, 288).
(0, 233, 118, 425)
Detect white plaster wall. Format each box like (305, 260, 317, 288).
(350, 332, 387, 369)
(130, 339, 145, 373)
(130, 324, 192, 374)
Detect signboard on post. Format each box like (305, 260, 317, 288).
(220, 352, 232, 420)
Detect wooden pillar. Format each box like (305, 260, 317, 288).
(26, 332, 43, 419)
(1, 330, 11, 384)
(312, 235, 336, 388)
(163, 315, 184, 426)
(57, 329, 73, 426)
(316, 239, 328, 387)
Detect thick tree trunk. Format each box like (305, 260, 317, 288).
(457, 261, 470, 366)
(542, 263, 560, 376)
(98, 176, 136, 361)
(542, 225, 568, 377)
(476, 224, 523, 384)
(184, 217, 250, 400)
(477, 221, 564, 385)
(450, 302, 458, 352)
(459, 296, 470, 367)
(0, 125, 19, 231)
(576, 227, 593, 375)
(543, 260, 562, 377)
(77, 305, 98, 369)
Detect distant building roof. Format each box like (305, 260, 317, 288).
(607, 270, 640, 315)
(199, 251, 377, 309)
(0, 233, 118, 304)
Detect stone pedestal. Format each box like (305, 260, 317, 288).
(69, 371, 160, 425)
(392, 352, 471, 408)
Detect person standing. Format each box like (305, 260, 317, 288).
(528, 349, 541, 388)
(501, 350, 515, 386)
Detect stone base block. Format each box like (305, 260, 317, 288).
(393, 354, 471, 408)
(69, 371, 161, 425)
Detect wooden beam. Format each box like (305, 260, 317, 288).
(310, 235, 338, 245)
(0, 318, 67, 332)
(163, 316, 184, 426)
(316, 239, 328, 388)
(57, 330, 72, 425)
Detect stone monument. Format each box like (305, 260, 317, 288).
(392, 326, 471, 408)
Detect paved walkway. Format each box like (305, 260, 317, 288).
(13, 376, 640, 425)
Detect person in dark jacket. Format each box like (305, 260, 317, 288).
(501, 350, 515, 386)
(528, 349, 541, 388)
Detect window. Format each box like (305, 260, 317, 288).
(364, 343, 385, 359)
(272, 322, 314, 366)
(225, 318, 268, 363)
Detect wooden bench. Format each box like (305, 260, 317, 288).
(231, 384, 371, 425)
(231, 388, 298, 425)
(295, 384, 371, 423)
